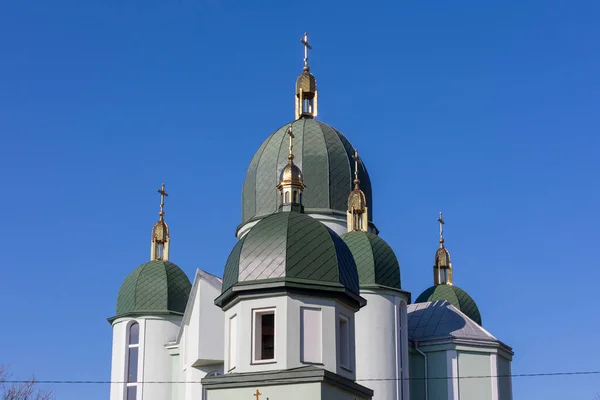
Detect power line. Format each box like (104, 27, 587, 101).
(4, 371, 600, 385)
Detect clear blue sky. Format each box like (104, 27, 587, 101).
(1, 1, 599, 399)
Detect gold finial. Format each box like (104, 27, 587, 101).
(295, 32, 318, 119)
(352, 149, 360, 189)
(253, 389, 262, 400)
(438, 211, 445, 246)
(300, 32, 312, 70)
(158, 183, 168, 220)
(347, 149, 368, 232)
(287, 125, 295, 162)
(433, 212, 452, 286)
(151, 183, 170, 261)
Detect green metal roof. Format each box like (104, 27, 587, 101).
(222, 212, 360, 299)
(415, 285, 482, 325)
(113, 260, 192, 320)
(241, 117, 372, 226)
(341, 231, 401, 289)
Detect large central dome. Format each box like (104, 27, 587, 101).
(241, 117, 372, 227)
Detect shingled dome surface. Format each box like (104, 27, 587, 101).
(222, 212, 360, 296)
(415, 285, 482, 326)
(341, 231, 401, 289)
(114, 260, 192, 319)
(242, 117, 372, 225)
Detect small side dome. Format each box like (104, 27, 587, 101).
(415, 285, 482, 326)
(113, 260, 192, 320)
(219, 212, 361, 307)
(279, 163, 304, 187)
(341, 231, 401, 290)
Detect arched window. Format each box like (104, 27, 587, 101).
(285, 191, 290, 203)
(126, 322, 139, 400)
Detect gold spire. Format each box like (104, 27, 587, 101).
(277, 125, 305, 212)
(300, 32, 312, 70)
(158, 183, 168, 220)
(438, 212, 445, 247)
(347, 149, 368, 232)
(295, 32, 318, 120)
(353, 149, 360, 189)
(433, 212, 453, 286)
(151, 183, 170, 261)
(288, 124, 295, 163)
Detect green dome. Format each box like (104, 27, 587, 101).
(241, 118, 372, 227)
(341, 231, 401, 290)
(220, 212, 360, 304)
(113, 260, 192, 320)
(415, 285, 482, 325)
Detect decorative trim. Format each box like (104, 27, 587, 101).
(201, 366, 373, 397)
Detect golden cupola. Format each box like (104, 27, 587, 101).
(347, 150, 368, 232)
(150, 183, 170, 261)
(295, 32, 318, 120)
(277, 125, 305, 213)
(434, 212, 453, 285)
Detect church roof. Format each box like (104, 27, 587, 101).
(407, 301, 495, 343)
(241, 117, 372, 229)
(415, 284, 482, 325)
(218, 211, 362, 307)
(341, 231, 401, 290)
(111, 260, 192, 322)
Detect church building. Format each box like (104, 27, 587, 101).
(107, 34, 514, 400)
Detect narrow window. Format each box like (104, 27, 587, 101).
(299, 192, 303, 204)
(253, 309, 275, 361)
(301, 308, 322, 364)
(293, 190, 298, 203)
(126, 322, 139, 399)
(228, 315, 237, 370)
(285, 191, 290, 203)
(339, 315, 350, 369)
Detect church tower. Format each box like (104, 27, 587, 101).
(342, 159, 411, 400)
(238, 33, 374, 238)
(415, 213, 481, 325)
(108, 185, 192, 400)
(202, 38, 373, 399)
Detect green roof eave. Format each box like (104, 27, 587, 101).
(214, 277, 366, 310)
(235, 209, 379, 237)
(359, 284, 412, 302)
(107, 310, 185, 325)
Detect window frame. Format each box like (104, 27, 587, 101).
(125, 321, 140, 400)
(338, 314, 351, 371)
(228, 314, 238, 371)
(251, 307, 276, 364)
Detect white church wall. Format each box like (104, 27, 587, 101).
(206, 382, 321, 400)
(181, 276, 224, 368)
(223, 293, 358, 380)
(497, 354, 512, 400)
(110, 315, 181, 400)
(457, 351, 493, 400)
(355, 290, 409, 400)
(139, 316, 182, 400)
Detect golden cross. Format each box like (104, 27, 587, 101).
(300, 32, 312, 67)
(287, 125, 295, 161)
(438, 212, 445, 241)
(253, 389, 262, 400)
(352, 149, 360, 182)
(157, 183, 168, 218)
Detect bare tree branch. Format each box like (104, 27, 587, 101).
(0, 365, 54, 400)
